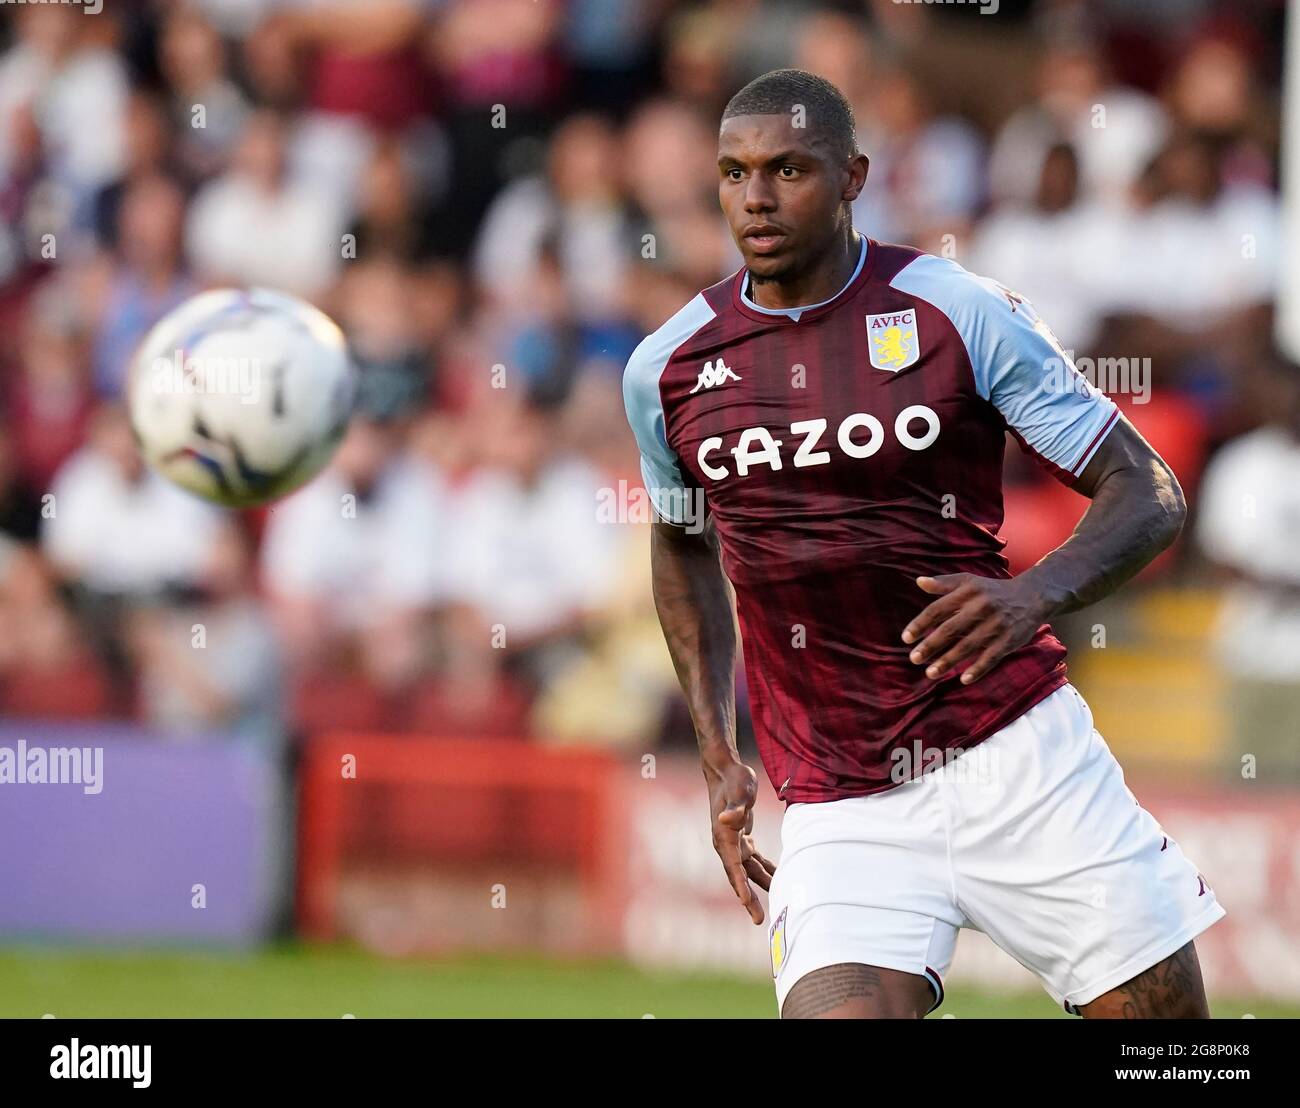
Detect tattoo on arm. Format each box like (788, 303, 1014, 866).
(650, 517, 738, 761)
(1024, 418, 1187, 616)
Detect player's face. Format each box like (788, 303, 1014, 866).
(717, 114, 864, 282)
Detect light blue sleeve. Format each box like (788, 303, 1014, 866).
(622, 293, 716, 524)
(892, 255, 1119, 480)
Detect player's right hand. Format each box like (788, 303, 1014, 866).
(705, 758, 776, 925)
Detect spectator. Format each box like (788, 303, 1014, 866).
(0, 536, 106, 718)
(795, 9, 878, 156)
(563, 0, 656, 115)
(261, 1, 439, 217)
(659, 4, 738, 117)
(987, 40, 1168, 210)
(442, 397, 622, 688)
(0, 101, 47, 289)
(850, 67, 986, 252)
(474, 112, 631, 326)
(621, 99, 737, 288)
(91, 90, 184, 253)
(0, 5, 129, 236)
(1119, 131, 1279, 330)
(259, 413, 449, 689)
(158, 6, 251, 180)
(4, 287, 94, 494)
(332, 255, 433, 417)
(41, 404, 222, 599)
(185, 110, 347, 298)
(90, 173, 196, 398)
(345, 139, 439, 264)
(1196, 355, 1300, 785)
(130, 521, 283, 748)
(429, 0, 567, 254)
(970, 143, 1118, 352)
(40, 403, 223, 712)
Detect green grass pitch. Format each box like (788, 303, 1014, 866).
(1, 945, 1294, 1019)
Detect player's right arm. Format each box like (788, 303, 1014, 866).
(650, 517, 775, 924)
(623, 303, 774, 924)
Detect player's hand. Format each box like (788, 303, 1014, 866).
(902, 573, 1052, 685)
(704, 756, 776, 925)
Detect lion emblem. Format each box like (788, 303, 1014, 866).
(873, 326, 914, 369)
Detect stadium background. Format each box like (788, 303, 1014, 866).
(0, 0, 1297, 1018)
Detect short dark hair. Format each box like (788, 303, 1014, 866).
(722, 68, 858, 162)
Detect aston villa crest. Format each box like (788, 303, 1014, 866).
(866, 309, 920, 372)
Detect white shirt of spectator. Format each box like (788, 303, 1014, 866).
(42, 449, 222, 595)
(1119, 184, 1280, 328)
(988, 87, 1168, 211)
(185, 169, 347, 300)
(260, 458, 450, 629)
(444, 455, 621, 641)
(0, 38, 128, 193)
(1196, 426, 1300, 681)
(969, 201, 1122, 353)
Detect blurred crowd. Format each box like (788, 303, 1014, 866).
(0, 0, 1292, 766)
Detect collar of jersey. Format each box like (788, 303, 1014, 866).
(734, 234, 870, 323)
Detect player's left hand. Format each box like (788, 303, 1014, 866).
(902, 573, 1052, 685)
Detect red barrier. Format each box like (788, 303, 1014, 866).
(297, 735, 624, 956)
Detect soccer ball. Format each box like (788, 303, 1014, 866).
(128, 288, 355, 507)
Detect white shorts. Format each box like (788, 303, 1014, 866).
(767, 683, 1226, 1016)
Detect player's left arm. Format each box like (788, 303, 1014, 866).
(899, 273, 1185, 685)
(903, 416, 1185, 684)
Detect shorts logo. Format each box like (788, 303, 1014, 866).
(769, 906, 788, 978)
(867, 310, 919, 372)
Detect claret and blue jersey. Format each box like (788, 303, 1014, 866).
(624, 236, 1120, 803)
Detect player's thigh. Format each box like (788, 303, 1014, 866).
(948, 685, 1225, 1014)
(768, 794, 959, 1018)
(782, 962, 935, 1019)
(1079, 941, 1210, 1019)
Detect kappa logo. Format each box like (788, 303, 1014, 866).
(866, 310, 920, 372)
(690, 356, 742, 393)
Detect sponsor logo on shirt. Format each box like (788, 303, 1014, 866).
(696, 406, 941, 482)
(866, 310, 920, 371)
(690, 356, 742, 393)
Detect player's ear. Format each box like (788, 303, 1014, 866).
(843, 153, 869, 202)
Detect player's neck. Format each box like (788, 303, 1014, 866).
(747, 230, 862, 311)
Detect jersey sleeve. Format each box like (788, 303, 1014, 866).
(978, 288, 1119, 481)
(891, 255, 1120, 484)
(622, 293, 716, 525)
